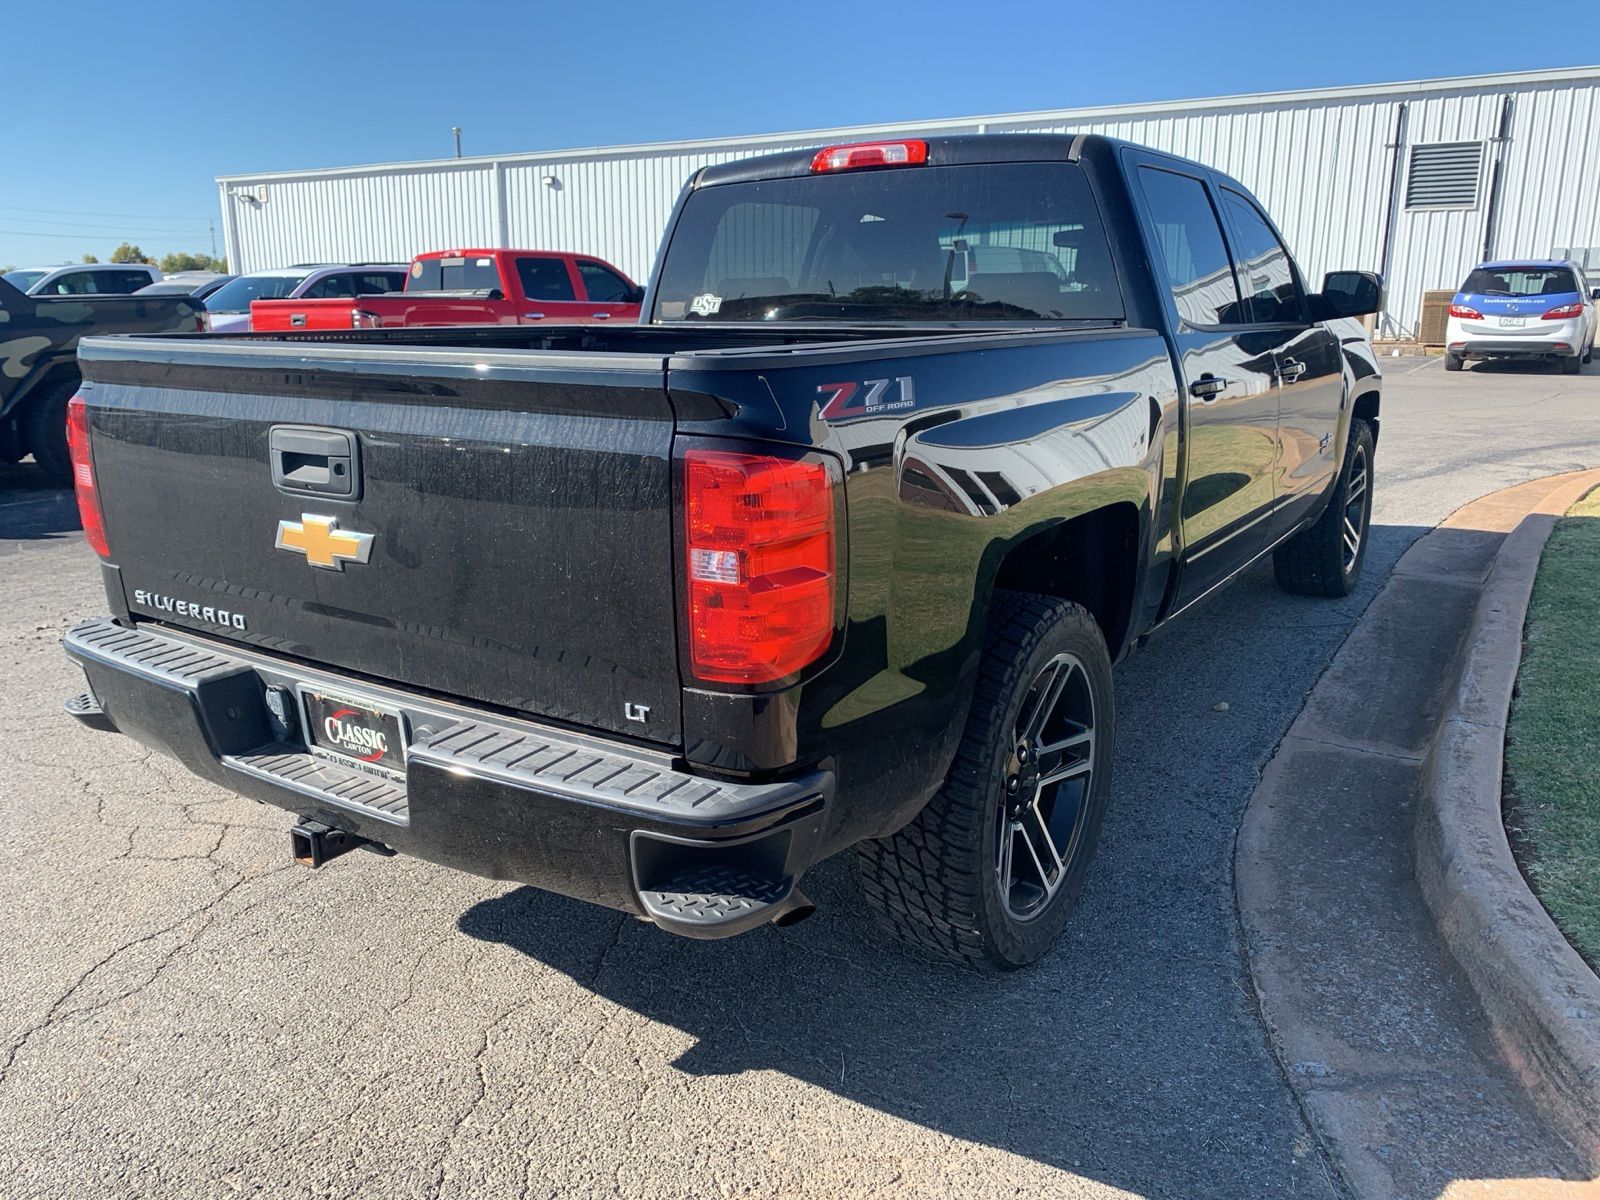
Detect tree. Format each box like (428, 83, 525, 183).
(158, 251, 228, 274)
(110, 242, 154, 265)
(81, 254, 99, 264)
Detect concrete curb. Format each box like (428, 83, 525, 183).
(1415, 469, 1600, 1170)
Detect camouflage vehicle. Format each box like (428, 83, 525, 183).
(0, 275, 202, 482)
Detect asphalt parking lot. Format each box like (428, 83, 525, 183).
(1, 356, 1595, 1200)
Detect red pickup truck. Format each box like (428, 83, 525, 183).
(250, 248, 643, 331)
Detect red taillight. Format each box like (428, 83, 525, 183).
(684, 449, 836, 684)
(810, 140, 928, 173)
(1541, 302, 1583, 320)
(66, 396, 110, 559)
(1448, 304, 1482, 320)
(351, 308, 383, 329)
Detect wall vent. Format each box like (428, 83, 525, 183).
(1405, 142, 1483, 210)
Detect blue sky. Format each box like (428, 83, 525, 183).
(2, 1, 1589, 268)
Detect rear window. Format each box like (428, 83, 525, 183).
(205, 273, 312, 312)
(653, 162, 1123, 323)
(3, 270, 47, 292)
(1460, 265, 1578, 298)
(407, 255, 502, 292)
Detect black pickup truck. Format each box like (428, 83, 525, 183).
(61, 135, 1382, 968)
(0, 275, 203, 482)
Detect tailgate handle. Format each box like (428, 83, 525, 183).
(270, 426, 358, 498)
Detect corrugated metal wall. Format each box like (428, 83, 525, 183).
(219, 69, 1600, 336)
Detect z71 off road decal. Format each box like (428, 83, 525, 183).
(816, 376, 916, 421)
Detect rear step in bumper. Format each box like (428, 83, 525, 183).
(63, 617, 831, 937)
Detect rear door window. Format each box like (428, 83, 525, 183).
(1135, 167, 1242, 326)
(654, 162, 1123, 322)
(1219, 189, 1307, 324)
(301, 273, 358, 299)
(94, 269, 148, 294)
(353, 271, 404, 295)
(516, 257, 576, 302)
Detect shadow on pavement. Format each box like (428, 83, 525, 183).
(1466, 357, 1592, 376)
(456, 520, 1465, 1198)
(0, 462, 79, 543)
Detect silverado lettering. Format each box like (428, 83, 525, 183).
(131, 590, 248, 631)
(63, 134, 1383, 969)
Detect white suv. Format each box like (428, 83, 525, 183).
(1444, 259, 1598, 374)
(203, 264, 408, 332)
(2, 263, 161, 295)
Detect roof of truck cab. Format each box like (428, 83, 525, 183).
(1475, 258, 1574, 270)
(416, 248, 582, 259)
(691, 133, 1216, 189)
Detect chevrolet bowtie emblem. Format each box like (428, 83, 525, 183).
(275, 514, 375, 571)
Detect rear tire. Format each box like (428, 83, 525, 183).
(1444, 352, 1463, 372)
(1560, 353, 1582, 375)
(1273, 419, 1375, 598)
(857, 592, 1115, 970)
(21, 376, 79, 485)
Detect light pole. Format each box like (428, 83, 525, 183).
(452, 127, 462, 158)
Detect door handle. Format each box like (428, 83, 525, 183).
(1277, 358, 1307, 383)
(522, 312, 545, 321)
(270, 426, 358, 498)
(1188, 375, 1227, 403)
(591, 311, 612, 319)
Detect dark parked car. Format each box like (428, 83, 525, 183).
(61, 134, 1382, 969)
(0, 275, 202, 481)
(135, 273, 236, 302)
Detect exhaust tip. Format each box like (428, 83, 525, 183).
(770, 888, 816, 928)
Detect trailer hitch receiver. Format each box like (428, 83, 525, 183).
(290, 820, 369, 868)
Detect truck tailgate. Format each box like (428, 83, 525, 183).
(78, 338, 682, 745)
(248, 298, 361, 332)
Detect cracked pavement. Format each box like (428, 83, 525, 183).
(1, 358, 1596, 1199)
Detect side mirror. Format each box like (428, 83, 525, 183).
(624, 285, 646, 305)
(1317, 270, 1384, 319)
(1590, 286, 1600, 301)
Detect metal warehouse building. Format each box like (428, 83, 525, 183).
(217, 66, 1600, 337)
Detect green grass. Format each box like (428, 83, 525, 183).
(1505, 486, 1600, 970)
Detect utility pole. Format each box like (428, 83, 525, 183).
(209, 220, 217, 260)
(452, 127, 462, 158)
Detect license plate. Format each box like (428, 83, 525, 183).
(301, 688, 407, 778)
(1500, 316, 1526, 328)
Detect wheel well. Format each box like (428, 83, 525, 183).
(12, 363, 80, 445)
(1352, 389, 1380, 445)
(992, 503, 1141, 657)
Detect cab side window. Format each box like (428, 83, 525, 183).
(1135, 166, 1242, 327)
(1220, 190, 1306, 325)
(302, 273, 358, 299)
(577, 261, 632, 303)
(354, 272, 403, 295)
(96, 270, 147, 294)
(517, 257, 576, 302)
(46, 270, 101, 295)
